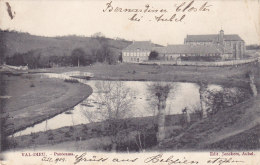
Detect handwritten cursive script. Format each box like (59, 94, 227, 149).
(38, 152, 246, 165)
(74, 153, 108, 164)
(102, 0, 212, 23)
(144, 154, 199, 165)
(207, 157, 244, 165)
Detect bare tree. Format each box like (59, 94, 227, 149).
(248, 71, 257, 96)
(83, 81, 134, 151)
(90, 35, 115, 64)
(147, 82, 173, 144)
(91, 32, 105, 38)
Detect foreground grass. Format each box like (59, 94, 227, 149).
(3, 74, 92, 135)
(9, 114, 203, 151)
(206, 124, 260, 150)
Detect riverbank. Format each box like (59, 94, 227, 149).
(3, 73, 92, 135)
(9, 114, 200, 151)
(10, 92, 260, 151)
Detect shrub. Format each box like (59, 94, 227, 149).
(48, 135, 54, 140)
(64, 79, 79, 83)
(48, 132, 54, 140)
(30, 83, 35, 87)
(64, 131, 71, 138)
(149, 51, 159, 60)
(31, 133, 39, 139)
(69, 126, 74, 132)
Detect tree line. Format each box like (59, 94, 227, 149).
(4, 37, 122, 69)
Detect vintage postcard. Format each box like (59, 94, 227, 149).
(0, 0, 260, 164)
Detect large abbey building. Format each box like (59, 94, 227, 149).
(122, 30, 246, 63)
(184, 30, 245, 59)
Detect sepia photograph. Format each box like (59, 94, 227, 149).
(0, 0, 259, 164)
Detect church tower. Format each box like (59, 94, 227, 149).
(219, 29, 224, 45)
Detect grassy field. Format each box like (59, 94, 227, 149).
(37, 62, 259, 90)
(3, 74, 92, 135)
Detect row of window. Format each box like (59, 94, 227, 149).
(125, 57, 140, 62)
(123, 52, 150, 57)
(131, 57, 140, 62)
(226, 41, 243, 46)
(186, 42, 211, 45)
(186, 41, 244, 47)
(179, 53, 220, 56)
(164, 56, 176, 61)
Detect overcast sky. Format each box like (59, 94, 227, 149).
(0, 0, 259, 45)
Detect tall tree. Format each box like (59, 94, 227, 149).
(100, 39, 113, 64)
(148, 83, 172, 143)
(71, 48, 86, 67)
(118, 53, 123, 63)
(91, 34, 115, 64)
(149, 51, 159, 60)
(23, 51, 41, 69)
(198, 81, 208, 118)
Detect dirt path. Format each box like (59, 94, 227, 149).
(201, 95, 260, 146)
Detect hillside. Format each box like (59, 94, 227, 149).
(0, 30, 131, 59)
(157, 90, 260, 151)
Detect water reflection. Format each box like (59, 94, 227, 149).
(13, 73, 225, 136)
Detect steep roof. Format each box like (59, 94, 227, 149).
(157, 45, 222, 54)
(185, 34, 243, 42)
(152, 46, 166, 53)
(123, 41, 155, 51)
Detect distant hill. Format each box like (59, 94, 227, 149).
(0, 30, 132, 58)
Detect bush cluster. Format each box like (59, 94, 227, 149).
(64, 79, 79, 83)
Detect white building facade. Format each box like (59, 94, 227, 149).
(122, 41, 154, 63)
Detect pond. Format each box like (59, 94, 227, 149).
(13, 73, 227, 137)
